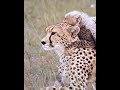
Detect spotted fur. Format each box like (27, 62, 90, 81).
(41, 23, 96, 90)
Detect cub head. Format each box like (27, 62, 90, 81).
(63, 15, 82, 26)
(41, 23, 80, 51)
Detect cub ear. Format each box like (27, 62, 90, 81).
(68, 26, 80, 38)
(63, 16, 82, 26)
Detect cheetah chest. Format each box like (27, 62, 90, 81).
(58, 48, 96, 86)
(59, 56, 71, 85)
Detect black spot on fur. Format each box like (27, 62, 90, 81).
(71, 63, 74, 65)
(80, 62, 82, 64)
(53, 88, 56, 90)
(80, 52, 82, 55)
(90, 56, 92, 59)
(92, 50, 95, 53)
(86, 70, 88, 72)
(69, 87, 73, 89)
(72, 83, 76, 86)
(88, 61, 90, 63)
(76, 51, 79, 54)
(81, 76, 83, 79)
(72, 59, 75, 61)
(76, 64, 78, 66)
(89, 52, 91, 54)
(82, 57, 85, 59)
(73, 67, 76, 70)
(83, 80, 85, 82)
(71, 78, 74, 80)
(72, 72, 75, 74)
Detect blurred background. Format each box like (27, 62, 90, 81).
(24, 0, 96, 90)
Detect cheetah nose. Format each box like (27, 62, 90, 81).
(41, 41, 46, 45)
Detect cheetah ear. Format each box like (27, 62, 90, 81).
(69, 26, 80, 38)
(76, 16, 82, 24)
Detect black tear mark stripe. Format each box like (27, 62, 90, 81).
(49, 34, 54, 47)
(49, 33, 53, 47)
(48, 25, 56, 47)
(49, 32, 60, 47)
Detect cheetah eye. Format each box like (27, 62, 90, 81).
(51, 32, 56, 35)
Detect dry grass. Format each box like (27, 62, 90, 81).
(24, 0, 96, 90)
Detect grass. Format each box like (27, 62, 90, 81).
(24, 0, 96, 90)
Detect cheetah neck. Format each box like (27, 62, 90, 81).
(54, 45, 65, 57)
(54, 39, 95, 57)
(66, 40, 95, 49)
(54, 38, 78, 57)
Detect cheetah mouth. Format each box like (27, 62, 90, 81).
(42, 44, 54, 51)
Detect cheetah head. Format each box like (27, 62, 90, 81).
(41, 24, 80, 55)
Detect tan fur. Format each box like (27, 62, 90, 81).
(41, 24, 96, 90)
(63, 13, 96, 44)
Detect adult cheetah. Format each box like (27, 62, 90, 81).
(41, 23, 96, 90)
